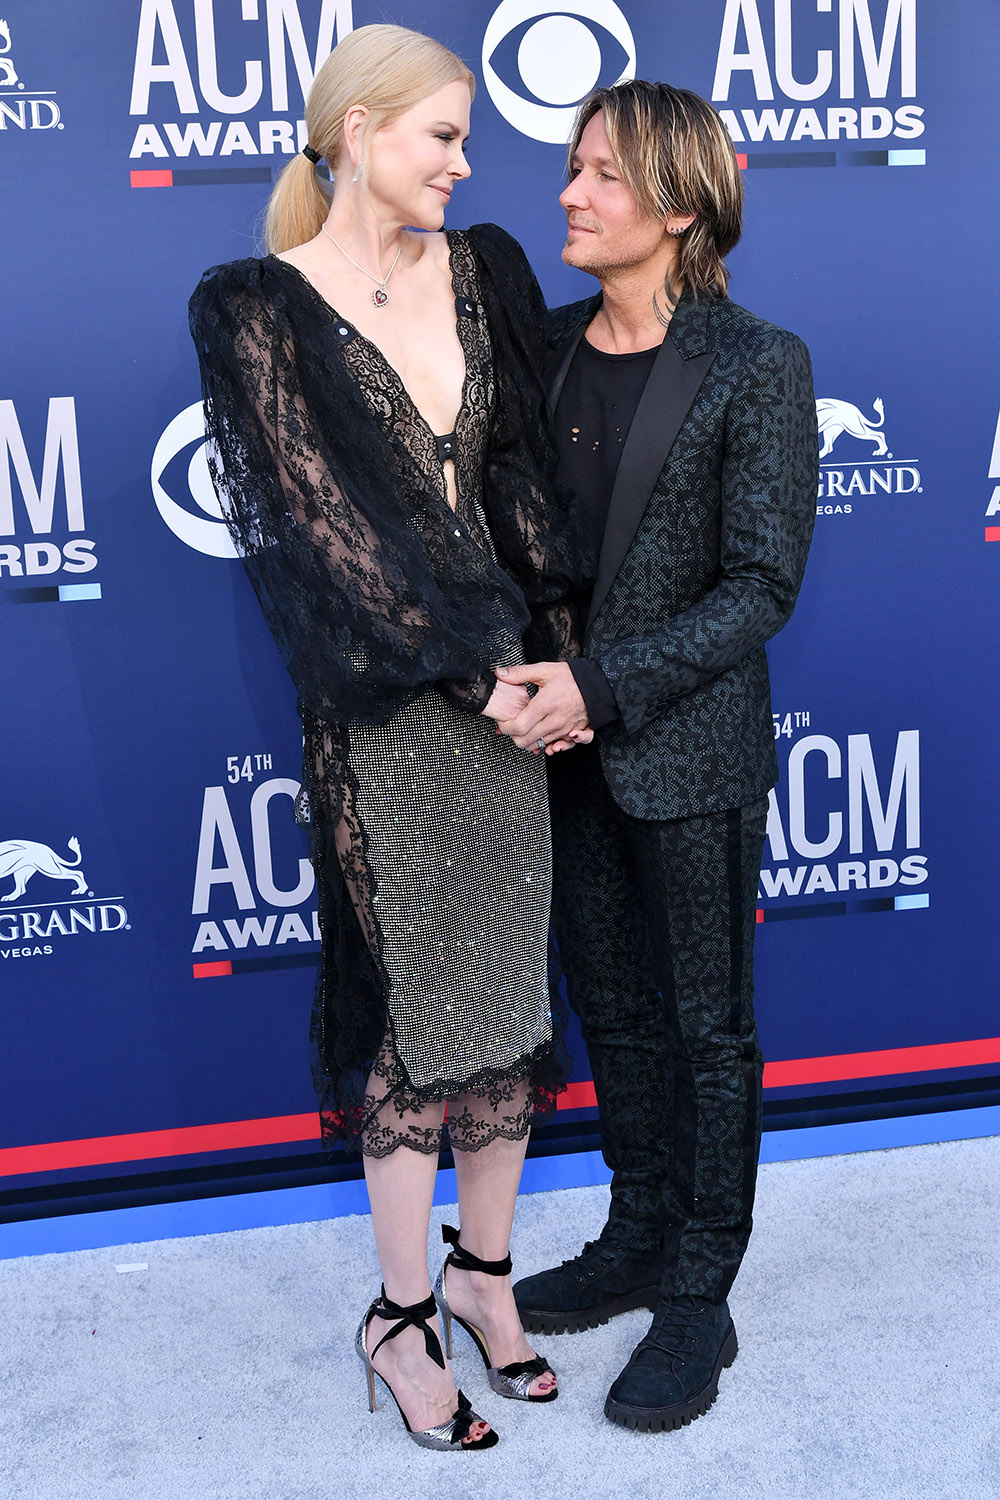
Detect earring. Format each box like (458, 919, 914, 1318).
(667, 225, 686, 237)
(351, 162, 363, 183)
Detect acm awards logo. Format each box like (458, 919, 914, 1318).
(760, 724, 927, 907)
(191, 759, 319, 958)
(815, 394, 921, 517)
(128, 0, 350, 164)
(0, 836, 130, 960)
(985, 404, 1000, 544)
(711, 0, 924, 150)
(0, 397, 100, 581)
(482, 1, 635, 145)
(130, 0, 635, 159)
(0, 16, 64, 133)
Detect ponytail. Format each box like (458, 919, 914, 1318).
(264, 152, 332, 255)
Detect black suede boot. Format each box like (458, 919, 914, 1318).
(604, 1296, 738, 1431)
(512, 1238, 662, 1334)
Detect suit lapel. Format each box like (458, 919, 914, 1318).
(585, 297, 716, 629)
(544, 295, 601, 414)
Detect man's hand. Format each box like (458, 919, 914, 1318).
(494, 662, 591, 750)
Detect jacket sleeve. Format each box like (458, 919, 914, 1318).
(596, 331, 818, 737)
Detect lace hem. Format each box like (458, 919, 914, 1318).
(359, 1037, 557, 1158)
(312, 1009, 565, 1158)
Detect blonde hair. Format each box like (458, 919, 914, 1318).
(569, 81, 743, 297)
(264, 24, 475, 254)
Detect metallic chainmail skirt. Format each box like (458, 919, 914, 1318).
(344, 689, 552, 1094)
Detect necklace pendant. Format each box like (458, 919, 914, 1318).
(372, 287, 389, 308)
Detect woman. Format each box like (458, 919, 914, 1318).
(189, 25, 587, 1451)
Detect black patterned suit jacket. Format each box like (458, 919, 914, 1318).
(548, 287, 818, 821)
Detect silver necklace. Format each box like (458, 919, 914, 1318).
(320, 224, 401, 307)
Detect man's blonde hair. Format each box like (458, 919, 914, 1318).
(569, 80, 743, 297)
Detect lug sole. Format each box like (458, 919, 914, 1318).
(603, 1325, 738, 1433)
(516, 1284, 660, 1335)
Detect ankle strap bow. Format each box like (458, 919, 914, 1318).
(369, 1288, 445, 1369)
(441, 1223, 512, 1276)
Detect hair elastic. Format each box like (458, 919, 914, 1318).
(302, 144, 321, 164)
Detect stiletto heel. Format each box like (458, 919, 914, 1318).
(362, 1356, 376, 1413)
(355, 1288, 499, 1450)
(440, 1301, 455, 1359)
(434, 1225, 558, 1403)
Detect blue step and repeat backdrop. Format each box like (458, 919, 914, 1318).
(3, 1, 999, 1227)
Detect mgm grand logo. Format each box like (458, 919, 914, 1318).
(816, 396, 921, 515)
(0, 18, 63, 132)
(0, 836, 129, 959)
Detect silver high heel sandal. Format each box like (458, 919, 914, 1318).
(433, 1225, 558, 1402)
(355, 1288, 499, 1451)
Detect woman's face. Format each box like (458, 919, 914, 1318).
(365, 80, 472, 229)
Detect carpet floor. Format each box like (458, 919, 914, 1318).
(2, 1134, 998, 1500)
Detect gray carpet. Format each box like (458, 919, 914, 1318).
(2, 1136, 998, 1500)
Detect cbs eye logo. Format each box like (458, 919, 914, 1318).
(483, 0, 636, 144)
(151, 402, 240, 559)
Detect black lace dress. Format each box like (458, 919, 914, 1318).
(189, 226, 582, 1156)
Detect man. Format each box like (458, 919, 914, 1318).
(496, 81, 818, 1432)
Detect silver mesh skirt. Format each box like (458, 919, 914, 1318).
(344, 686, 552, 1092)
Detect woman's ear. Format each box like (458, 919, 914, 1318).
(342, 103, 370, 174)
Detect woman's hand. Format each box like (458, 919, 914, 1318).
(493, 663, 591, 751)
(482, 676, 532, 722)
(546, 727, 595, 754)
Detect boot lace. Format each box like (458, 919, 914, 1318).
(635, 1298, 707, 1368)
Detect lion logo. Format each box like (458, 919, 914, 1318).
(0, 19, 19, 88)
(0, 837, 93, 901)
(816, 398, 892, 460)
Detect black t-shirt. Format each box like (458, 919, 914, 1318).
(555, 335, 659, 728)
(555, 336, 658, 559)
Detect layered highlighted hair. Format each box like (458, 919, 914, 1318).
(569, 80, 743, 297)
(264, 24, 475, 254)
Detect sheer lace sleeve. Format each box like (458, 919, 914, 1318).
(189, 259, 535, 726)
(468, 225, 593, 613)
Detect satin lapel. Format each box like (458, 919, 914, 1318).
(545, 320, 589, 415)
(586, 340, 716, 630)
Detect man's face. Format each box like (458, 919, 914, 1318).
(559, 111, 666, 277)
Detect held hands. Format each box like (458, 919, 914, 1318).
(492, 662, 593, 755)
(482, 678, 532, 723)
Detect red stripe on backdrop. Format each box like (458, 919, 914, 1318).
(985, 527, 1000, 542)
(130, 170, 173, 188)
(763, 1035, 1000, 1087)
(558, 1081, 597, 1110)
(2, 1036, 998, 1178)
(0, 1113, 320, 1177)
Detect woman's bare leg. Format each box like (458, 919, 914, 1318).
(446, 1085, 557, 1398)
(362, 1100, 493, 1442)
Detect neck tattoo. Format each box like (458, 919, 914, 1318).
(652, 281, 680, 330)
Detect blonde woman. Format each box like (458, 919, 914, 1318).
(190, 25, 586, 1451)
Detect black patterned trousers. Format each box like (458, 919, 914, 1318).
(549, 744, 768, 1304)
